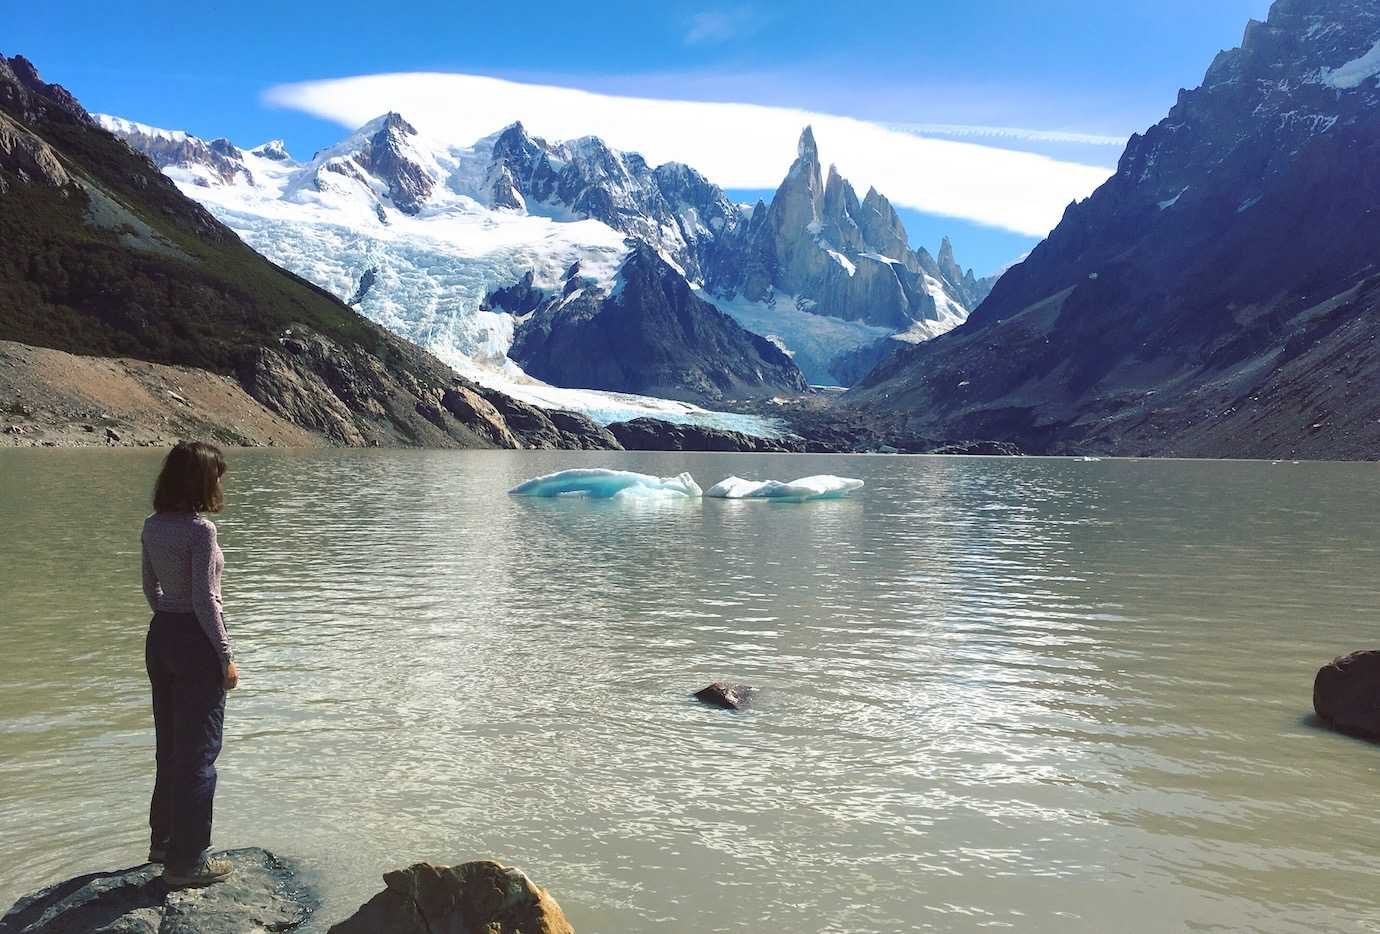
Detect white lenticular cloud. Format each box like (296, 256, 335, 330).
(264, 73, 1114, 237)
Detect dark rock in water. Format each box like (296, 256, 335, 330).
(928, 440, 1025, 457)
(328, 861, 573, 934)
(1314, 650, 1380, 740)
(0, 847, 312, 934)
(607, 417, 802, 453)
(694, 682, 754, 710)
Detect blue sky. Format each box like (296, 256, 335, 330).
(9, 0, 1271, 272)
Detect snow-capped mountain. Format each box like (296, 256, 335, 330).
(98, 109, 988, 406)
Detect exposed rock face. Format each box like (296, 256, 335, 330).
(471, 388, 624, 450)
(0, 848, 311, 934)
(355, 113, 433, 215)
(854, 0, 1380, 460)
(94, 114, 252, 186)
(694, 682, 755, 710)
(252, 139, 290, 161)
(1314, 650, 1380, 739)
(0, 113, 69, 189)
(480, 121, 743, 283)
(708, 127, 978, 335)
(928, 440, 1025, 457)
(509, 244, 808, 403)
(481, 270, 545, 315)
(607, 417, 801, 453)
(328, 861, 573, 934)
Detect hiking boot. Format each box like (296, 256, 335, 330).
(163, 855, 232, 888)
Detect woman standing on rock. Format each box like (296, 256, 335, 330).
(140, 440, 239, 887)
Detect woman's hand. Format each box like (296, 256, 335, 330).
(224, 661, 240, 691)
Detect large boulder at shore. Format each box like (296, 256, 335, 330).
(0, 848, 311, 934)
(328, 861, 573, 934)
(1314, 650, 1380, 739)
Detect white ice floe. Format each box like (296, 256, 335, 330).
(510, 469, 863, 502)
(509, 469, 704, 499)
(703, 475, 864, 501)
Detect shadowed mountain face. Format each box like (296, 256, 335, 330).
(852, 0, 1380, 460)
(506, 243, 808, 403)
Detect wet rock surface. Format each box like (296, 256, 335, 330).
(694, 682, 755, 710)
(328, 861, 573, 934)
(0, 848, 312, 934)
(1314, 650, 1380, 739)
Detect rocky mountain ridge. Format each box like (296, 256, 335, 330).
(97, 107, 992, 390)
(0, 54, 636, 451)
(852, 0, 1380, 460)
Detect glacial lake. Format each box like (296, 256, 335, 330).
(1, 448, 1378, 932)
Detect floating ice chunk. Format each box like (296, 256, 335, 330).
(704, 475, 863, 502)
(509, 468, 703, 499)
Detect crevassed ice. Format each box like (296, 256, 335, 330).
(703, 475, 865, 501)
(165, 147, 784, 436)
(708, 291, 892, 387)
(509, 469, 704, 499)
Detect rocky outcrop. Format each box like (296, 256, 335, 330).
(0, 848, 311, 934)
(607, 417, 801, 453)
(94, 115, 251, 186)
(694, 683, 754, 710)
(853, 0, 1380, 460)
(354, 113, 433, 215)
(0, 112, 69, 190)
(510, 244, 808, 404)
(470, 388, 623, 450)
(707, 127, 976, 335)
(237, 326, 523, 448)
(328, 861, 573, 934)
(1314, 650, 1380, 739)
(928, 440, 1025, 457)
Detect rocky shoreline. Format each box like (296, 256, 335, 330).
(0, 851, 574, 934)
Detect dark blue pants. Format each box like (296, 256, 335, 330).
(146, 611, 226, 870)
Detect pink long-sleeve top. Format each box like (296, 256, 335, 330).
(141, 512, 234, 670)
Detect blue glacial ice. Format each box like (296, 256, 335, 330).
(703, 475, 865, 502)
(510, 469, 862, 502)
(509, 469, 704, 499)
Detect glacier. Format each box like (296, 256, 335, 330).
(510, 469, 863, 502)
(101, 117, 783, 435)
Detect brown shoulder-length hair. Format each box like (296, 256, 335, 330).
(153, 441, 227, 514)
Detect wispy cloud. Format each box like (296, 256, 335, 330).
(264, 72, 1113, 237)
(890, 122, 1128, 147)
(684, 7, 767, 45)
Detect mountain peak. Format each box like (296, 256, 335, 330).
(252, 139, 290, 161)
(797, 126, 818, 161)
(379, 111, 417, 136)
